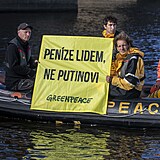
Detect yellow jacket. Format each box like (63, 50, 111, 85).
(111, 48, 145, 91)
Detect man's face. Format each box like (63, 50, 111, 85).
(18, 28, 31, 42)
(104, 21, 117, 34)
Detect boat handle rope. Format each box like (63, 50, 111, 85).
(0, 97, 31, 105)
(102, 107, 149, 118)
(0, 97, 17, 102)
(0, 96, 160, 117)
(16, 99, 31, 105)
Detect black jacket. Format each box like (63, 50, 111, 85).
(5, 36, 36, 90)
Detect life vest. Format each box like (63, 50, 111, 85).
(148, 89, 160, 98)
(7, 38, 31, 67)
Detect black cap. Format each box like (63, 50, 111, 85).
(17, 23, 33, 30)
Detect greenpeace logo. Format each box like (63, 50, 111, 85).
(46, 94, 93, 104)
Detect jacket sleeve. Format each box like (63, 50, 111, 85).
(157, 60, 160, 82)
(28, 56, 38, 69)
(111, 56, 143, 90)
(6, 44, 35, 77)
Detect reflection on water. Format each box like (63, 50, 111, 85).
(29, 126, 110, 159)
(1, 119, 160, 159)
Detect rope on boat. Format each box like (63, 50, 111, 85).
(0, 89, 13, 95)
(0, 96, 160, 117)
(0, 96, 31, 105)
(0, 96, 17, 102)
(145, 109, 160, 115)
(16, 99, 31, 105)
(103, 108, 148, 118)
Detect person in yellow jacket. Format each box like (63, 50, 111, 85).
(106, 31, 145, 99)
(148, 59, 160, 98)
(102, 15, 120, 76)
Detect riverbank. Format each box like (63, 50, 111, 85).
(0, 0, 78, 12)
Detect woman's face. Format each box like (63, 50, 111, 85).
(116, 40, 129, 54)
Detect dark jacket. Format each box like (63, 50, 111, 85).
(5, 36, 36, 90)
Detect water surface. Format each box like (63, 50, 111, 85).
(1, 119, 160, 160)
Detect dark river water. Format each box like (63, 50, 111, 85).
(0, 0, 160, 159)
(1, 118, 160, 160)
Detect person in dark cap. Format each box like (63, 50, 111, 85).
(17, 22, 33, 31)
(5, 22, 37, 92)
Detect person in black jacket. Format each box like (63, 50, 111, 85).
(5, 22, 37, 91)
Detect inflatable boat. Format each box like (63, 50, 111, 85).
(2, 35, 159, 128)
(0, 78, 159, 128)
